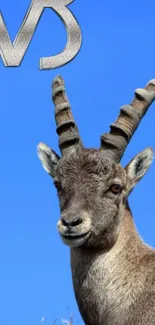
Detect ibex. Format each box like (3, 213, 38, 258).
(38, 76, 155, 325)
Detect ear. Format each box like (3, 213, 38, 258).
(124, 148, 154, 195)
(37, 142, 60, 178)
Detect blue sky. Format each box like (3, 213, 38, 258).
(0, 0, 155, 324)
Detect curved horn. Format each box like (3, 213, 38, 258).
(52, 76, 83, 156)
(101, 79, 155, 162)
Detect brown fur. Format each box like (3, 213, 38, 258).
(39, 148, 155, 325)
(38, 141, 155, 325)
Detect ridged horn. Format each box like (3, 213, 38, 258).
(101, 79, 155, 162)
(52, 76, 83, 156)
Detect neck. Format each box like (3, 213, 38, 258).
(70, 203, 152, 325)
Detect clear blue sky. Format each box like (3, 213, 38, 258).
(0, 0, 155, 324)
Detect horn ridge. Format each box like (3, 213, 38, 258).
(52, 76, 83, 156)
(101, 79, 155, 162)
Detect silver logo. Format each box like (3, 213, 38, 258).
(0, 0, 82, 69)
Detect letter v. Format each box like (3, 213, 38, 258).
(0, 0, 82, 69)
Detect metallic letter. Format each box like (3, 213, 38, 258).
(0, 0, 82, 69)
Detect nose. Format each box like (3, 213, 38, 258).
(61, 216, 83, 227)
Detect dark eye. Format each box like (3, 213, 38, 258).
(110, 184, 122, 194)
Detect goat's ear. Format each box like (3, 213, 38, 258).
(37, 142, 60, 178)
(124, 148, 154, 195)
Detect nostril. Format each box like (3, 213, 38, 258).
(71, 217, 82, 227)
(61, 217, 83, 227)
(61, 218, 69, 226)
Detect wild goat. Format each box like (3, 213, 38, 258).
(38, 76, 155, 325)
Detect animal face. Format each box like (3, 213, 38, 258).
(55, 149, 126, 248)
(38, 145, 153, 248)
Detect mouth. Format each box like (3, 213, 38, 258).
(60, 231, 90, 247)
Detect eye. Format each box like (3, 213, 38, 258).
(110, 184, 122, 194)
